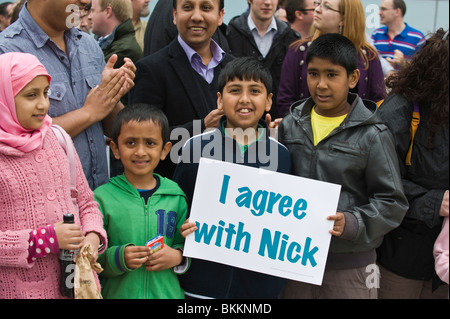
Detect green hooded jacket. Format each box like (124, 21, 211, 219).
(94, 174, 188, 299)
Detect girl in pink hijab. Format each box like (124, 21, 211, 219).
(0, 52, 107, 299)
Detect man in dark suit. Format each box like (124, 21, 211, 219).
(142, 0, 229, 56)
(129, 0, 233, 179)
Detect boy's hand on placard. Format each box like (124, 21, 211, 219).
(327, 212, 346, 237)
(180, 218, 198, 238)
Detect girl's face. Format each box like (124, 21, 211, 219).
(14, 75, 50, 130)
(313, 0, 343, 34)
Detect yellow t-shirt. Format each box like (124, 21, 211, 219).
(311, 107, 348, 146)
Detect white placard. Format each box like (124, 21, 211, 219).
(184, 158, 341, 285)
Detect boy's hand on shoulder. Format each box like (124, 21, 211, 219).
(145, 246, 183, 272)
(327, 212, 346, 237)
(124, 245, 150, 269)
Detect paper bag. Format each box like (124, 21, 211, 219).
(74, 244, 104, 299)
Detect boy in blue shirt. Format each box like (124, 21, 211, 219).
(173, 57, 291, 299)
(278, 33, 408, 298)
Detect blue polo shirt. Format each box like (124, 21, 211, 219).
(371, 23, 425, 63)
(0, 6, 109, 190)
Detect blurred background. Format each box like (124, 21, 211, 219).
(1, 0, 448, 36)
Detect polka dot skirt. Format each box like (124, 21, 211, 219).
(27, 225, 60, 263)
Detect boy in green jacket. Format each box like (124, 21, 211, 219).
(94, 104, 189, 299)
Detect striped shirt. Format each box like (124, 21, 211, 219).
(371, 23, 425, 62)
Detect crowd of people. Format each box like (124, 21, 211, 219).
(0, 0, 448, 300)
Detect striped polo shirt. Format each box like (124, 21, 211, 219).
(371, 23, 425, 63)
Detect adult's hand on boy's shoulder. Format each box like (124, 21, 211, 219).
(124, 245, 150, 269)
(204, 108, 224, 129)
(265, 114, 283, 138)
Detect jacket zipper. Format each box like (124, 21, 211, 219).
(143, 198, 149, 298)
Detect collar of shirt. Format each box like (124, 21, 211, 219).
(398, 23, 411, 38)
(177, 35, 225, 84)
(247, 14, 277, 57)
(381, 23, 409, 39)
(98, 32, 113, 50)
(247, 14, 278, 35)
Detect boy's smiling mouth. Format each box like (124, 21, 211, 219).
(237, 108, 253, 114)
(236, 107, 254, 116)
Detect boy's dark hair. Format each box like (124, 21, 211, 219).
(306, 33, 358, 76)
(173, 0, 225, 11)
(112, 104, 170, 146)
(217, 57, 273, 94)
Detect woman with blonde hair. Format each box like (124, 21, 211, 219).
(277, 0, 385, 117)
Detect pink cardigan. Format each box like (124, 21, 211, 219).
(0, 129, 107, 299)
(434, 217, 449, 284)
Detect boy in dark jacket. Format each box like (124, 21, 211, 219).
(173, 57, 291, 298)
(278, 33, 408, 298)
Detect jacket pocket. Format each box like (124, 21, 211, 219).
(328, 143, 363, 158)
(282, 135, 306, 146)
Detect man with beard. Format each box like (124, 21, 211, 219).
(131, 0, 150, 51)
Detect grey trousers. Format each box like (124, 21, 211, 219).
(378, 264, 449, 299)
(279, 265, 378, 299)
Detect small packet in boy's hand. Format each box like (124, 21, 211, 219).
(146, 235, 164, 253)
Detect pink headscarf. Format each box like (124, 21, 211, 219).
(0, 52, 52, 152)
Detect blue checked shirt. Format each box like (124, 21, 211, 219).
(0, 6, 109, 189)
